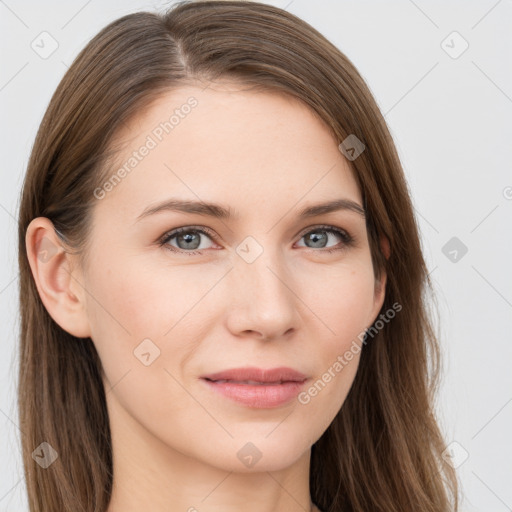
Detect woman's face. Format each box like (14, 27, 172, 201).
(72, 82, 386, 472)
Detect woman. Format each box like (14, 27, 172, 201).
(18, 1, 459, 511)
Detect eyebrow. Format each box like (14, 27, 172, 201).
(136, 197, 365, 222)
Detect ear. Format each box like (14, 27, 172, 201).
(25, 217, 91, 338)
(380, 234, 391, 260)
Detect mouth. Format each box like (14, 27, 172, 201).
(199, 367, 309, 408)
(201, 379, 308, 408)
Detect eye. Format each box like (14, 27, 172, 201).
(159, 226, 217, 255)
(295, 225, 354, 253)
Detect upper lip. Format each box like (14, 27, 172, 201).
(201, 366, 308, 383)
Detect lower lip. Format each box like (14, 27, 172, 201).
(201, 379, 307, 408)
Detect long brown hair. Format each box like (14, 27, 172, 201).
(17, 1, 459, 510)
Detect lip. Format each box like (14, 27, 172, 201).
(201, 366, 308, 383)
(200, 366, 309, 408)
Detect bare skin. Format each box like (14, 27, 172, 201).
(26, 80, 387, 512)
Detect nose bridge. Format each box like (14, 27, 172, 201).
(227, 235, 298, 337)
(235, 236, 292, 299)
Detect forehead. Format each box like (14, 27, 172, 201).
(95, 82, 362, 221)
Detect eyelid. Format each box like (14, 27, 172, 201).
(158, 225, 218, 244)
(296, 223, 349, 239)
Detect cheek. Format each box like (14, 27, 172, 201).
(83, 259, 203, 438)
(86, 253, 207, 338)
(294, 262, 375, 417)
(300, 259, 377, 337)
(83, 254, 219, 389)
(296, 320, 364, 434)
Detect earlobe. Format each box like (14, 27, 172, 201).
(25, 217, 91, 338)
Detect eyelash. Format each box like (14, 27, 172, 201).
(158, 224, 355, 257)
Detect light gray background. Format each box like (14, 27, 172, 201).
(1, 0, 511, 510)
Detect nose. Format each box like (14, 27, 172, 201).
(224, 245, 299, 341)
